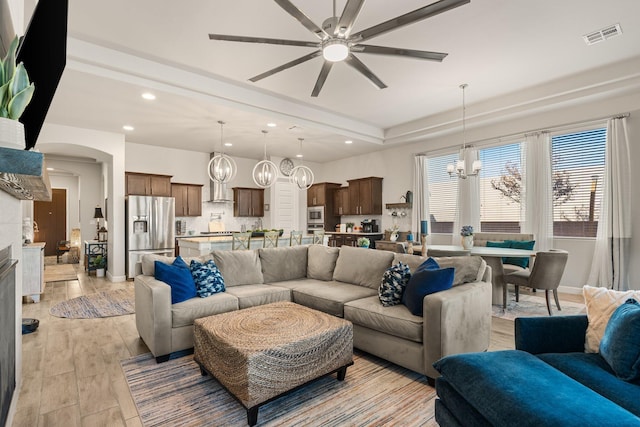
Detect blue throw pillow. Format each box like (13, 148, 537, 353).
(402, 258, 455, 316)
(154, 256, 197, 304)
(600, 299, 640, 382)
(379, 262, 411, 307)
(504, 240, 535, 268)
(190, 259, 225, 298)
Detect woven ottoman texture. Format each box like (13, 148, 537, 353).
(194, 301, 353, 425)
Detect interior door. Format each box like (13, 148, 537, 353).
(34, 188, 67, 256)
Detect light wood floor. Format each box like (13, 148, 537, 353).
(12, 265, 585, 426)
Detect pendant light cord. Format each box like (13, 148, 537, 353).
(460, 84, 467, 150)
(218, 120, 226, 154)
(262, 130, 268, 160)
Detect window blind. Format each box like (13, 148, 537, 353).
(427, 154, 459, 233)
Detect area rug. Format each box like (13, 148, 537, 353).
(43, 264, 77, 283)
(50, 288, 135, 319)
(121, 351, 435, 427)
(492, 293, 586, 321)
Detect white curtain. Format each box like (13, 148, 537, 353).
(587, 117, 632, 290)
(412, 156, 428, 242)
(452, 147, 481, 244)
(521, 132, 553, 251)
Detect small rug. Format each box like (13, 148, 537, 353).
(492, 293, 586, 321)
(121, 351, 435, 427)
(43, 264, 77, 283)
(50, 288, 135, 318)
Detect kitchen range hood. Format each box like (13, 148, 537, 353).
(207, 153, 233, 203)
(0, 147, 52, 201)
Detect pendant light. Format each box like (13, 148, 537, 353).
(252, 130, 279, 188)
(290, 138, 315, 190)
(447, 84, 481, 179)
(208, 120, 237, 183)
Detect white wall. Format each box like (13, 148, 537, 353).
(318, 94, 640, 291)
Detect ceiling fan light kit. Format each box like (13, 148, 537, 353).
(209, 0, 470, 96)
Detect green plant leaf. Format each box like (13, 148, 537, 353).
(9, 63, 30, 98)
(7, 83, 34, 119)
(0, 82, 9, 114)
(2, 36, 19, 87)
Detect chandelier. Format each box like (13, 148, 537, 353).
(447, 84, 481, 179)
(252, 130, 279, 188)
(290, 138, 314, 190)
(208, 120, 237, 183)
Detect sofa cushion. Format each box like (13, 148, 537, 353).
(307, 244, 340, 281)
(378, 262, 411, 307)
(333, 246, 394, 289)
(599, 299, 640, 382)
(171, 292, 239, 328)
(154, 256, 197, 304)
(292, 280, 378, 317)
(211, 250, 264, 286)
(259, 246, 308, 283)
(225, 284, 291, 309)
(394, 254, 485, 286)
(190, 259, 225, 298)
(504, 240, 535, 268)
(537, 352, 640, 417)
(345, 295, 423, 343)
(434, 350, 640, 426)
(583, 285, 640, 353)
(402, 258, 454, 316)
(142, 253, 212, 276)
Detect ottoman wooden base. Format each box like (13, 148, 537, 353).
(194, 301, 353, 426)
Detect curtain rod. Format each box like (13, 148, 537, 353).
(416, 112, 630, 157)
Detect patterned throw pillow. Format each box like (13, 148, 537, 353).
(379, 262, 411, 307)
(190, 259, 225, 298)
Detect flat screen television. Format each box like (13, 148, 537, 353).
(16, 0, 68, 150)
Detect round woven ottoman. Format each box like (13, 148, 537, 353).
(194, 301, 353, 426)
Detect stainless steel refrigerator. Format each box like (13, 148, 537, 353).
(126, 195, 175, 279)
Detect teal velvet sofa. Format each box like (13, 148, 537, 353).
(433, 315, 640, 426)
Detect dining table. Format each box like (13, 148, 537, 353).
(411, 244, 537, 306)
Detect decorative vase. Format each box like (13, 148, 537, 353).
(0, 117, 26, 150)
(461, 235, 474, 249)
(390, 232, 399, 242)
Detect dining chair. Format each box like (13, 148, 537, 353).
(263, 231, 279, 248)
(426, 248, 470, 257)
(312, 230, 325, 245)
(290, 231, 303, 246)
(504, 249, 568, 314)
(232, 232, 252, 250)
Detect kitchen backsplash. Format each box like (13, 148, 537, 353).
(176, 203, 271, 235)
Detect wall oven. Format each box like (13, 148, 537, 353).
(307, 206, 324, 224)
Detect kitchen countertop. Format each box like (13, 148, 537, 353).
(325, 232, 383, 236)
(23, 242, 46, 248)
(179, 234, 312, 243)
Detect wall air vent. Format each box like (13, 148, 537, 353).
(583, 23, 622, 46)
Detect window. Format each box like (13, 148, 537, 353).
(551, 128, 606, 237)
(479, 143, 523, 232)
(427, 154, 459, 233)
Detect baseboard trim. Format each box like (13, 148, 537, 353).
(558, 285, 583, 295)
(106, 272, 127, 282)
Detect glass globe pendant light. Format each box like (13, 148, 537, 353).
(208, 120, 237, 183)
(252, 130, 279, 188)
(290, 138, 315, 190)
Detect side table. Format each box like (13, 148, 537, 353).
(84, 240, 107, 274)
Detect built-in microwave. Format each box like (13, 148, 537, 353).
(307, 206, 324, 224)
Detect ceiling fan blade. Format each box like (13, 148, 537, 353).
(344, 54, 387, 90)
(209, 34, 318, 48)
(311, 61, 334, 97)
(350, 0, 470, 43)
(249, 50, 322, 82)
(355, 44, 448, 61)
(273, 0, 329, 40)
(336, 0, 365, 37)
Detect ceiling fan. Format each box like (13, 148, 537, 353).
(209, 0, 470, 97)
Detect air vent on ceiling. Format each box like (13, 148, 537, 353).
(583, 23, 622, 46)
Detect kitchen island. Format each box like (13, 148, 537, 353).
(178, 234, 314, 257)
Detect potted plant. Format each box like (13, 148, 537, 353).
(357, 237, 370, 248)
(91, 255, 106, 277)
(460, 225, 474, 249)
(346, 222, 354, 233)
(0, 36, 35, 149)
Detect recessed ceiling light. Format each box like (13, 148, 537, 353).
(122, 125, 134, 131)
(345, 140, 353, 144)
(141, 92, 156, 100)
(267, 122, 277, 127)
(224, 142, 232, 147)
(296, 154, 303, 158)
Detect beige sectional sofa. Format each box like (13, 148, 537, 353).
(134, 244, 493, 381)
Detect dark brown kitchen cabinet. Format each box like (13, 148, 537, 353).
(347, 177, 383, 215)
(125, 172, 172, 196)
(307, 182, 341, 207)
(333, 187, 349, 216)
(233, 187, 264, 217)
(172, 183, 203, 217)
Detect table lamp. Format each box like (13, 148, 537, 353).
(93, 207, 104, 240)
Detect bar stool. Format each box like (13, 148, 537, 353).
(290, 231, 303, 246)
(263, 231, 279, 248)
(232, 232, 252, 250)
(312, 230, 325, 245)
